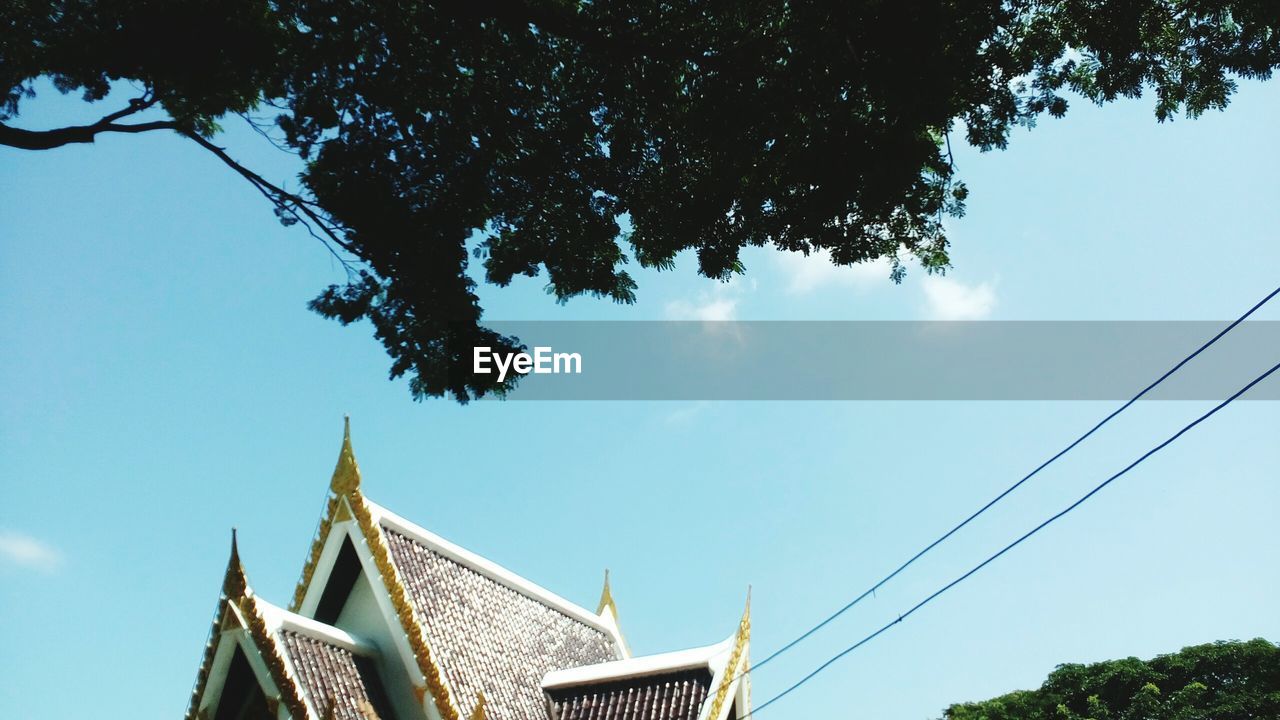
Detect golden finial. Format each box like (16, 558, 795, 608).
(330, 416, 362, 495)
(469, 692, 486, 720)
(596, 569, 618, 617)
(741, 585, 752, 632)
(223, 528, 248, 599)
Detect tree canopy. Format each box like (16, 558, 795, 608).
(3, 1, 1278, 401)
(943, 638, 1280, 720)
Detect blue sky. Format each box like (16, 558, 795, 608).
(1, 79, 1278, 719)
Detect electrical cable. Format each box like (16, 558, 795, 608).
(740, 356, 1280, 718)
(745, 284, 1280, 678)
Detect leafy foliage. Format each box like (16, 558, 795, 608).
(943, 638, 1280, 720)
(3, 1, 1278, 401)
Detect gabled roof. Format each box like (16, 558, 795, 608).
(542, 596, 752, 720)
(546, 668, 713, 720)
(542, 642, 728, 720)
(378, 514, 621, 719)
(189, 420, 753, 720)
(289, 420, 628, 719)
(186, 533, 394, 720)
(276, 628, 391, 720)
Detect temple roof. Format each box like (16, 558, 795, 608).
(545, 668, 713, 720)
(187, 536, 392, 720)
(542, 636, 747, 720)
(277, 628, 392, 720)
(377, 508, 622, 719)
(188, 421, 750, 720)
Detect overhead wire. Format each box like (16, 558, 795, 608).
(743, 284, 1280, 680)
(740, 355, 1280, 718)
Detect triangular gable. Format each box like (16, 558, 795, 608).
(289, 420, 629, 720)
(189, 531, 405, 720)
(187, 535, 312, 720)
(289, 420, 463, 720)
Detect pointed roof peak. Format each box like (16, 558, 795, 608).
(330, 415, 362, 495)
(596, 569, 617, 617)
(223, 528, 249, 599)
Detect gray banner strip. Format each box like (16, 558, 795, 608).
(473, 321, 1280, 400)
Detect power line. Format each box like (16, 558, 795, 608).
(741, 356, 1280, 718)
(744, 284, 1280, 678)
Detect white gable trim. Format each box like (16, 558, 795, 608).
(542, 638, 730, 689)
(293, 498, 438, 719)
(256, 595, 378, 656)
(199, 604, 285, 720)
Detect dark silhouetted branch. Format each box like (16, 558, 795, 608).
(0, 94, 166, 150)
(181, 130, 359, 272)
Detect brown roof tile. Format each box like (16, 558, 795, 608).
(546, 669, 714, 720)
(279, 630, 395, 720)
(382, 526, 620, 720)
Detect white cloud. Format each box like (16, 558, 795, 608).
(664, 276, 756, 321)
(921, 275, 997, 320)
(664, 296, 738, 321)
(0, 530, 62, 572)
(774, 249, 893, 295)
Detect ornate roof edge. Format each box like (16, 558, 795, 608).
(349, 488, 464, 720)
(186, 532, 313, 720)
(703, 591, 751, 720)
(286, 420, 463, 720)
(241, 592, 315, 720)
(290, 494, 339, 611)
(291, 417, 359, 611)
(184, 531, 243, 720)
(293, 420, 625, 661)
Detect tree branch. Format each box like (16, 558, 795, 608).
(0, 93, 167, 150)
(0, 118, 177, 150)
(180, 129, 360, 272)
(1, 91, 356, 272)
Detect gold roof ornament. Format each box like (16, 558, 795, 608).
(596, 569, 618, 617)
(469, 692, 487, 720)
(293, 418, 360, 610)
(240, 591, 311, 720)
(331, 416, 362, 495)
(707, 588, 752, 720)
(223, 528, 248, 600)
(187, 531, 252, 720)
